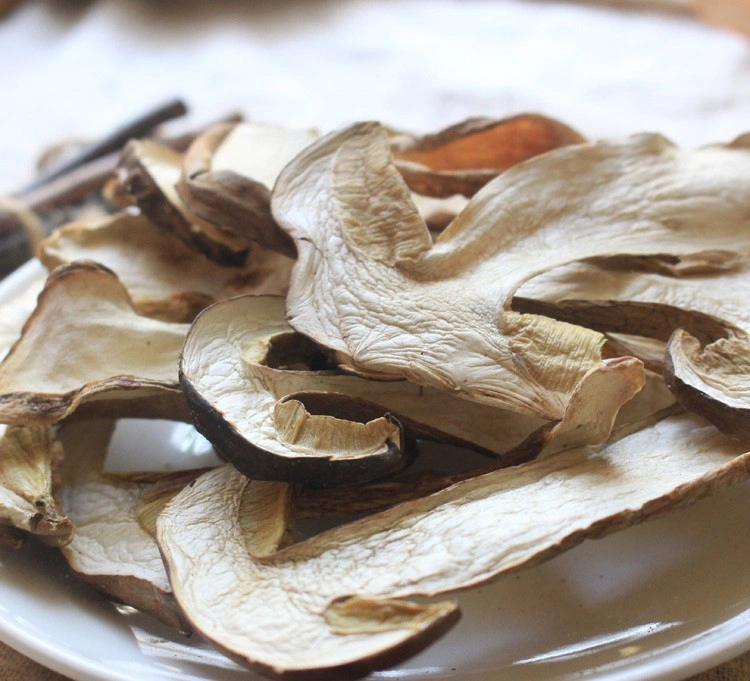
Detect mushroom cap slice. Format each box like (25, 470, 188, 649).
(118, 138, 251, 265)
(390, 113, 585, 198)
(180, 295, 644, 485)
(179, 122, 320, 257)
(0, 262, 189, 424)
(665, 330, 750, 440)
(38, 211, 293, 322)
(58, 419, 190, 631)
(157, 413, 750, 680)
(0, 423, 72, 545)
(273, 124, 750, 426)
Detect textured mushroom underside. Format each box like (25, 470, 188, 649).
(157, 413, 750, 679)
(272, 125, 750, 423)
(0, 263, 189, 423)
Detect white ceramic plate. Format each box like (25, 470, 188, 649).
(1, 261, 750, 681)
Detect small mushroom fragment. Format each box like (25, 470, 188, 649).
(390, 113, 585, 198)
(158, 412, 750, 681)
(665, 331, 750, 441)
(273, 125, 750, 430)
(37, 211, 292, 322)
(119, 138, 252, 265)
(0, 423, 72, 545)
(179, 122, 320, 257)
(58, 419, 191, 631)
(0, 262, 189, 424)
(180, 295, 644, 486)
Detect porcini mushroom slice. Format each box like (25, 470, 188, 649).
(180, 122, 320, 257)
(665, 330, 750, 440)
(58, 419, 190, 631)
(0, 263, 46, 361)
(118, 138, 251, 265)
(518, 255, 750, 338)
(38, 211, 292, 322)
(390, 113, 585, 198)
(158, 412, 750, 680)
(0, 423, 72, 545)
(180, 296, 644, 485)
(0, 262, 189, 424)
(273, 124, 750, 427)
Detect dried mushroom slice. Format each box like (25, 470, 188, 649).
(180, 296, 644, 486)
(390, 113, 585, 198)
(38, 211, 291, 322)
(0, 262, 189, 424)
(58, 419, 190, 631)
(119, 138, 251, 265)
(518, 256, 750, 337)
(180, 122, 320, 257)
(665, 330, 750, 440)
(0, 423, 72, 545)
(158, 413, 750, 680)
(273, 124, 750, 429)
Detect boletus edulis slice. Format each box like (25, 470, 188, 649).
(38, 211, 292, 322)
(157, 412, 750, 681)
(272, 124, 750, 434)
(58, 419, 191, 631)
(390, 113, 585, 198)
(179, 121, 319, 257)
(179, 295, 646, 486)
(0, 262, 189, 424)
(119, 138, 253, 265)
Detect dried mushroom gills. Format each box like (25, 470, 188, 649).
(58, 419, 191, 632)
(37, 211, 292, 323)
(0, 262, 189, 424)
(180, 296, 648, 486)
(157, 413, 750, 681)
(179, 122, 320, 257)
(390, 112, 585, 198)
(0, 423, 72, 545)
(273, 125, 750, 440)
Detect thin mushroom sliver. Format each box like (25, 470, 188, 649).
(157, 413, 750, 681)
(0, 262, 189, 424)
(272, 125, 750, 428)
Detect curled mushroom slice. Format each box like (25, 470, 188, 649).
(0, 423, 72, 545)
(390, 113, 585, 198)
(179, 122, 320, 257)
(158, 412, 750, 680)
(274, 125, 750, 427)
(119, 138, 251, 265)
(665, 330, 750, 441)
(0, 262, 189, 424)
(0, 263, 46, 360)
(181, 296, 644, 485)
(58, 419, 191, 631)
(38, 212, 292, 322)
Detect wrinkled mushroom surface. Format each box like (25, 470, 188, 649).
(158, 412, 750, 680)
(0, 262, 189, 424)
(273, 125, 750, 431)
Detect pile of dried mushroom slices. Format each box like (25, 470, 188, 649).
(1, 112, 750, 680)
